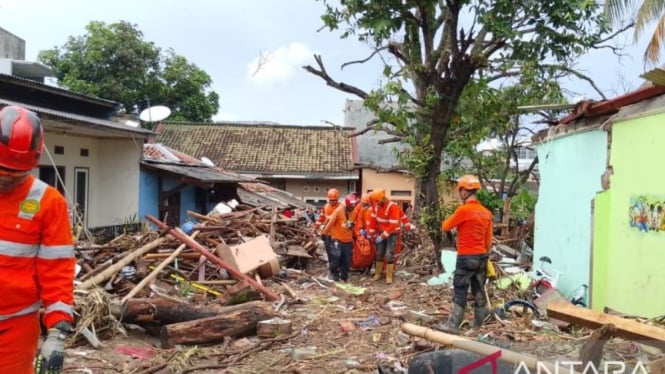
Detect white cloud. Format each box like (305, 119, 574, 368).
(247, 42, 313, 86)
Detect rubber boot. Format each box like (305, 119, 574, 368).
(372, 262, 383, 282)
(472, 307, 489, 329)
(385, 263, 394, 285)
(432, 303, 465, 335)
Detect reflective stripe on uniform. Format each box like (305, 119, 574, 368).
(45, 301, 73, 317)
(0, 240, 39, 257)
(0, 301, 41, 321)
(38, 244, 74, 259)
(17, 179, 48, 220)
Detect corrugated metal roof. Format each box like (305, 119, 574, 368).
(142, 143, 256, 183)
(0, 98, 153, 136)
(641, 68, 665, 86)
(144, 143, 204, 165)
(0, 73, 118, 107)
(141, 162, 255, 183)
(238, 182, 313, 209)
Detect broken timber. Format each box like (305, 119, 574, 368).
(115, 298, 219, 325)
(145, 214, 281, 301)
(547, 301, 665, 350)
(159, 300, 274, 348)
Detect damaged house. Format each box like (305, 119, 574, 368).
(153, 121, 358, 208)
(140, 143, 312, 227)
(532, 74, 665, 318)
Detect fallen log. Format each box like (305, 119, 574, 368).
(159, 300, 274, 348)
(401, 323, 572, 373)
(547, 301, 665, 350)
(115, 298, 219, 325)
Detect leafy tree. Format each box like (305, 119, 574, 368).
(605, 0, 659, 64)
(38, 21, 219, 122)
(305, 0, 629, 270)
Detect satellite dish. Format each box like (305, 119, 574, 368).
(124, 119, 140, 128)
(139, 105, 171, 122)
(200, 157, 215, 167)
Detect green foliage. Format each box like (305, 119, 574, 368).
(38, 21, 219, 122)
(476, 189, 503, 214)
(510, 188, 537, 221)
(312, 0, 616, 252)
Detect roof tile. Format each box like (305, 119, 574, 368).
(156, 122, 356, 175)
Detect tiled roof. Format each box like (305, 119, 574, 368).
(155, 122, 357, 176)
(142, 143, 256, 183)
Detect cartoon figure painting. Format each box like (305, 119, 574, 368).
(629, 195, 665, 233)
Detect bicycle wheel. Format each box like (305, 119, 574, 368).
(503, 299, 541, 318)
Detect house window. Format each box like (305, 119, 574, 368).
(313, 187, 320, 192)
(303, 186, 309, 192)
(54, 146, 64, 155)
(80, 148, 89, 157)
(39, 165, 65, 195)
(515, 147, 535, 159)
(391, 190, 412, 197)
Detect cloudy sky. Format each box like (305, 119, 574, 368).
(0, 0, 652, 126)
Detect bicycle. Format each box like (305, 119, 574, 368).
(528, 256, 563, 299)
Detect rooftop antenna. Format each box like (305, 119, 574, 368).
(139, 105, 172, 123)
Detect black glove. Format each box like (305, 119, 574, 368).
(35, 321, 72, 374)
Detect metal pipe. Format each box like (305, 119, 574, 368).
(144, 214, 281, 301)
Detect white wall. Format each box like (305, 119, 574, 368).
(95, 139, 143, 227)
(40, 132, 142, 228)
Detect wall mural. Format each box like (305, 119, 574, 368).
(629, 195, 665, 232)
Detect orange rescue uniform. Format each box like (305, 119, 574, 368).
(322, 205, 355, 243)
(441, 200, 493, 255)
(0, 175, 75, 373)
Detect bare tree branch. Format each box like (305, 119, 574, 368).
(541, 64, 607, 100)
(250, 50, 274, 77)
(348, 119, 381, 137)
(302, 54, 369, 99)
(341, 46, 390, 70)
(378, 136, 403, 144)
(596, 22, 635, 44)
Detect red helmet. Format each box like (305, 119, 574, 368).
(0, 106, 43, 171)
(344, 193, 359, 208)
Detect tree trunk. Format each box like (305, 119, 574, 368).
(116, 298, 220, 325)
(420, 108, 449, 272)
(159, 300, 274, 348)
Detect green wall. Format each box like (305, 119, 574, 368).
(591, 191, 610, 311)
(534, 129, 607, 301)
(596, 112, 665, 317)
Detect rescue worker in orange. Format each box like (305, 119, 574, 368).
(391, 205, 416, 269)
(313, 188, 341, 279)
(351, 193, 374, 274)
(0, 106, 75, 373)
(434, 175, 493, 335)
(368, 188, 402, 284)
(321, 194, 359, 282)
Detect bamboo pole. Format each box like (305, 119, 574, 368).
(120, 230, 202, 303)
(401, 323, 576, 374)
(77, 236, 166, 290)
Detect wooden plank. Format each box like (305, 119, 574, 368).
(547, 301, 665, 350)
